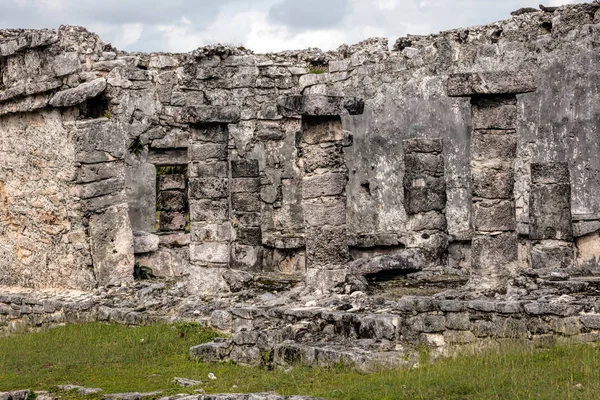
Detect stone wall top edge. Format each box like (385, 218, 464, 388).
(0, 2, 594, 59)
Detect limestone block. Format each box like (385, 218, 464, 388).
(471, 101, 517, 130)
(348, 248, 425, 276)
(471, 232, 518, 270)
(403, 138, 443, 154)
(530, 184, 572, 241)
(77, 161, 125, 184)
(132, 231, 160, 254)
(74, 119, 127, 163)
(51, 51, 80, 77)
(305, 226, 349, 266)
(531, 162, 570, 185)
(407, 211, 447, 232)
(189, 199, 229, 222)
(235, 227, 262, 246)
(178, 105, 241, 124)
(189, 161, 228, 178)
(158, 174, 186, 191)
(157, 190, 186, 211)
(231, 193, 261, 212)
(188, 143, 227, 162)
(301, 117, 343, 144)
(231, 244, 263, 271)
(159, 211, 186, 231)
(190, 222, 231, 242)
(471, 130, 517, 161)
(146, 149, 188, 166)
(404, 153, 444, 177)
(49, 78, 107, 108)
(191, 124, 229, 143)
(473, 199, 516, 232)
(76, 177, 124, 199)
(302, 173, 347, 199)
(302, 144, 345, 172)
(573, 220, 600, 237)
(159, 233, 191, 248)
(446, 71, 536, 97)
(232, 211, 261, 227)
(189, 178, 228, 199)
(230, 178, 261, 193)
(262, 247, 306, 274)
(303, 197, 347, 227)
(403, 176, 446, 214)
(471, 162, 513, 199)
(125, 162, 156, 232)
(531, 241, 575, 269)
(190, 243, 230, 264)
(277, 95, 365, 117)
(306, 268, 348, 291)
(231, 159, 260, 178)
(89, 204, 134, 286)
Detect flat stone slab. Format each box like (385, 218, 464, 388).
(178, 105, 241, 124)
(49, 78, 107, 107)
(446, 71, 536, 97)
(348, 248, 426, 276)
(277, 95, 364, 117)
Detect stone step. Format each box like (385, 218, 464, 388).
(272, 341, 418, 372)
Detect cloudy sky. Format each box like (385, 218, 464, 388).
(1, 0, 577, 53)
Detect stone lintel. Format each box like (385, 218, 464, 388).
(446, 71, 536, 97)
(179, 105, 241, 124)
(277, 95, 365, 117)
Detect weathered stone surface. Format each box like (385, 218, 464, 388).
(471, 233, 518, 270)
(179, 105, 241, 124)
(189, 199, 229, 222)
(231, 159, 260, 178)
(530, 184, 572, 241)
(157, 190, 186, 211)
(531, 241, 575, 270)
(158, 174, 186, 191)
(471, 162, 514, 199)
(159, 211, 186, 231)
(89, 205, 134, 286)
(191, 222, 231, 242)
(348, 248, 425, 276)
(471, 99, 517, 130)
(188, 143, 228, 161)
(277, 95, 365, 117)
(189, 178, 228, 199)
(404, 176, 446, 214)
(190, 243, 230, 264)
(531, 162, 570, 185)
(49, 78, 107, 107)
(446, 71, 536, 97)
(473, 199, 516, 232)
(301, 117, 344, 144)
(132, 231, 160, 254)
(403, 138, 443, 154)
(305, 226, 349, 266)
(302, 173, 347, 199)
(303, 197, 346, 227)
(404, 153, 444, 177)
(471, 131, 517, 161)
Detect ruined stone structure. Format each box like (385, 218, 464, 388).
(3, 4, 600, 295)
(4, 2, 600, 375)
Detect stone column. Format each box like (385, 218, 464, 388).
(446, 71, 536, 290)
(179, 106, 240, 267)
(157, 174, 187, 232)
(529, 162, 574, 270)
(230, 159, 262, 270)
(277, 95, 364, 290)
(403, 138, 447, 268)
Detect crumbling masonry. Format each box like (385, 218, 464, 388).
(4, 2, 600, 370)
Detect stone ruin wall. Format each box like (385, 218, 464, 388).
(2, 3, 600, 293)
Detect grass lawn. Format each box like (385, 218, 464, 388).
(1, 322, 600, 399)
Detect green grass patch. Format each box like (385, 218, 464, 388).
(1, 323, 600, 399)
